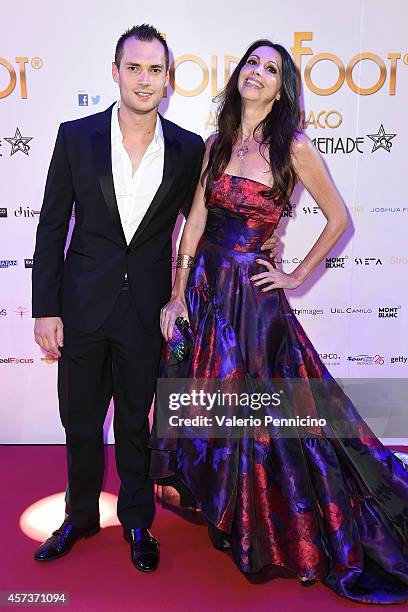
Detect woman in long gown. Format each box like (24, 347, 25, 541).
(150, 39, 408, 604)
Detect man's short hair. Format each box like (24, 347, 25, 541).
(115, 24, 169, 70)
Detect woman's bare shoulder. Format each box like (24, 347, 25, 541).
(291, 131, 323, 172)
(291, 131, 316, 157)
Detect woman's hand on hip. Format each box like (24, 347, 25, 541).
(250, 259, 302, 291)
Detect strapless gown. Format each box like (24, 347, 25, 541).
(150, 173, 408, 604)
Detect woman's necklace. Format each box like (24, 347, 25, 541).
(236, 133, 251, 160)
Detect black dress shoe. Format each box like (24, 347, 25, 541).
(124, 528, 160, 572)
(208, 523, 231, 551)
(34, 520, 100, 561)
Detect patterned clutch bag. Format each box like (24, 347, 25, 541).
(168, 317, 195, 362)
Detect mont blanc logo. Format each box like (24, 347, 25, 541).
(281, 203, 296, 218)
(325, 256, 348, 269)
(0, 208, 7, 218)
(378, 306, 401, 318)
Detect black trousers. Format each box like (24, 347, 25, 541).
(58, 287, 162, 528)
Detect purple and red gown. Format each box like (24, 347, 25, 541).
(150, 173, 408, 604)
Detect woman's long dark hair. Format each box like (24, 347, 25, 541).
(202, 39, 301, 205)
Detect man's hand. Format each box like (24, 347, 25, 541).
(260, 232, 279, 259)
(34, 317, 64, 358)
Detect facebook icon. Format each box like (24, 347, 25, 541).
(78, 93, 89, 106)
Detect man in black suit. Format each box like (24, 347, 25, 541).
(32, 24, 276, 572)
(32, 24, 205, 572)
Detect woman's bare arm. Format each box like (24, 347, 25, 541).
(251, 133, 349, 291)
(160, 136, 214, 339)
(290, 133, 349, 283)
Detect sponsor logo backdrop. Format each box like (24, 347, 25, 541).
(1, 0, 407, 442)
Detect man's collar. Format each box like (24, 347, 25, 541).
(111, 100, 163, 144)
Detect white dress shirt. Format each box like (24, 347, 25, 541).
(111, 101, 165, 245)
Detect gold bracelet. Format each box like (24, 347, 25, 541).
(176, 254, 195, 269)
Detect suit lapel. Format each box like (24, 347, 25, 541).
(91, 104, 127, 245)
(128, 115, 179, 247)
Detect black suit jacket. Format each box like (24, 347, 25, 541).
(32, 104, 205, 333)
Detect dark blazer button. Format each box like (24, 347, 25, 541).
(126, 246, 132, 254)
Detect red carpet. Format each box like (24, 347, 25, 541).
(1, 445, 407, 611)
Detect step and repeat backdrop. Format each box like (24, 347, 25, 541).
(0, 0, 407, 442)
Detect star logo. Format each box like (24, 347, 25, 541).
(4, 127, 33, 156)
(367, 124, 396, 153)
